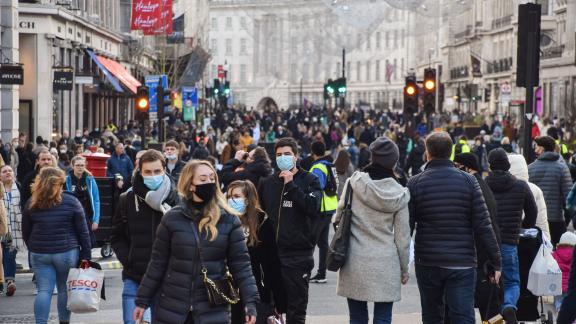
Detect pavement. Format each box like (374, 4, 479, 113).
(1, 248, 553, 324)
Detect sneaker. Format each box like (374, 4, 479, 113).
(309, 274, 327, 284)
(33, 287, 38, 295)
(0, 283, 4, 295)
(6, 281, 16, 297)
(53, 287, 57, 295)
(501, 307, 518, 324)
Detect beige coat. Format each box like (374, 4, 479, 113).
(336, 172, 411, 302)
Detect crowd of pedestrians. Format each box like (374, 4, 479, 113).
(0, 104, 576, 324)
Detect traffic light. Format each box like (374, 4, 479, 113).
(423, 68, 436, 115)
(213, 79, 221, 97)
(135, 86, 149, 121)
(205, 86, 213, 98)
(334, 77, 347, 97)
(326, 79, 335, 95)
(403, 76, 418, 114)
(170, 90, 179, 101)
(223, 81, 230, 97)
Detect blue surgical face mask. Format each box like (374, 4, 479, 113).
(143, 174, 164, 190)
(228, 198, 247, 214)
(276, 155, 294, 171)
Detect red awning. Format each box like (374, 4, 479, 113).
(96, 55, 141, 94)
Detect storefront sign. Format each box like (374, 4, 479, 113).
(75, 75, 95, 85)
(19, 21, 36, 30)
(0, 65, 24, 85)
(53, 71, 74, 91)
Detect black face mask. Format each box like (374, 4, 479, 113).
(194, 183, 216, 202)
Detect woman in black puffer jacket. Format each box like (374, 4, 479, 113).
(134, 160, 259, 324)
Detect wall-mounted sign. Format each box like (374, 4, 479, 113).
(75, 75, 95, 84)
(53, 71, 74, 91)
(0, 65, 24, 85)
(19, 21, 36, 29)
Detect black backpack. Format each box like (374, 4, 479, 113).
(312, 161, 338, 197)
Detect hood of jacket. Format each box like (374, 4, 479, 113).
(508, 154, 529, 182)
(553, 246, 574, 266)
(349, 171, 409, 213)
(485, 170, 517, 192)
(246, 159, 273, 177)
(538, 151, 561, 162)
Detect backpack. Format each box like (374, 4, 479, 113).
(314, 161, 338, 197)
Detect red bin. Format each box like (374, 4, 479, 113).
(83, 152, 111, 177)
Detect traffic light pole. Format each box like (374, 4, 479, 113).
(341, 48, 346, 110)
(157, 85, 165, 143)
(523, 34, 536, 163)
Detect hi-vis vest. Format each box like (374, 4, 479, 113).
(309, 163, 338, 213)
(556, 139, 568, 155)
(450, 139, 471, 161)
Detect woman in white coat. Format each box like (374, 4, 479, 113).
(336, 136, 411, 324)
(508, 154, 551, 241)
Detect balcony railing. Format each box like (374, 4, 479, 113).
(454, 26, 472, 39)
(486, 57, 513, 74)
(541, 45, 564, 59)
(492, 15, 512, 29)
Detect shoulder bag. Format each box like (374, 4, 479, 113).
(326, 183, 354, 272)
(190, 222, 241, 306)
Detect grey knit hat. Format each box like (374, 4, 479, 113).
(369, 136, 400, 169)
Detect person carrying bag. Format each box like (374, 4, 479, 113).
(326, 180, 354, 272)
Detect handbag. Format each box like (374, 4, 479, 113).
(267, 310, 284, 324)
(191, 221, 240, 306)
(326, 182, 353, 272)
(66, 260, 104, 313)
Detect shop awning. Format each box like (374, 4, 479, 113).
(86, 49, 123, 93)
(96, 55, 141, 94)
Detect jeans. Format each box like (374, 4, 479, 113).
(555, 293, 567, 312)
(347, 298, 393, 324)
(30, 248, 79, 324)
(415, 265, 476, 324)
(500, 244, 520, 311)
(314, 214, 332, 276)
(2, 243, 17, 281)
(122, 278, 152, 324)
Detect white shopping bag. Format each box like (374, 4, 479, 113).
(527, 243, 563, 296)
(66, 261, 105, 313)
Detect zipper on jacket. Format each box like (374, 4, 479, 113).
(276, 184, 286, 243)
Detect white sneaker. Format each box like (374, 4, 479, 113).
(33, 287, 38, 295)
(53, 287, 57, 295)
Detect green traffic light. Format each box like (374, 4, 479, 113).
(327, 86, 335, 94)
(224, 88, 230, 95)
(214, 89, 219, 94)
(338, 86, 347, 93)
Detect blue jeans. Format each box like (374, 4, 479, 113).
(30, 248, 79, 324)
(501, 244, 520, 311)
(415, 265, 476, 324)
(2, 244, 17, 280)
(122, 278, 152, 324)
(347, 298, 393, 324)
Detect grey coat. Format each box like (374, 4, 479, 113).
(528, 152, 573, 222)
(336, 172, 411, 302)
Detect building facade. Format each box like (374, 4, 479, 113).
(207, 0, 414, 110)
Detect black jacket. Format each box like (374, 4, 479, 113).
(258, 169, 322, 270)
(110, 175, 178, 283)
(220, 158, 273, 189)
(21, 168, 39, 209)
(22, 192, 92, 260)
(485, 171, 538, 245)
(405, 145, 426, 176)
(474, 173, 501, 267)
(166, 160, 186, 183)
(135, 202, 260, 324)
(408, 159, 501, 270)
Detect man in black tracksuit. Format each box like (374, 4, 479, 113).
(258, 137, 322, 324)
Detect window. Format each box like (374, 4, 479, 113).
(347, 62, 351, 80)
(225, 39, 232, 55)
(385, 31, 390, 48)
(211, 39, 217, 54)
(291, 64, 297, 83)
(226, 17, 233, 30)
(356, 61, 361, 82)
(240, 17, 247, 29)
(303, 63, 310, 82)
(393, 58, 397, 80)
(401, 58, 404, 77)
(211, 18, 217, 30)
(211, 64, 217, 79)
(401, 30, 405, 47)
(376, 32, 381, 49)
(366, 34, 371, 50)
(394, 30, 398, 47)
(240, 39, 247, 55)
(366, 61, 371, 81)
(375, 60, 380, 81)
(357, 34, 362, 49)
(240, 64, 247, 83)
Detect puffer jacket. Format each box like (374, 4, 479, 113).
(485, 170, 538, 245)
(407, 159, 501, 270)
(110, 174, 178, 283)
(135, 201, 259, 324)
(553, 245, 574, 293)
(508, 154, 551, 241)
(22, 192, 92, 260)
(528, 152, 573, 222)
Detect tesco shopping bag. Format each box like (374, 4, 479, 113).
(67, 261, 104, 313)
(527, 243, 563, 296)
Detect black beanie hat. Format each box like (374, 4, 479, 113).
(454, 153, 480, 172)
(488, 148, 511, 171)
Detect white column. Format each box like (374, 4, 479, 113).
(35, 36, 54, 140)
(0, 0, 20, 142)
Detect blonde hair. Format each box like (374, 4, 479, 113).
(177, 160, 236, 241)
(30, 167, 65, 210)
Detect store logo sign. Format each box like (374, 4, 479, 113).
(0, 65, 24, 85)
(53, 71, 74, 91)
